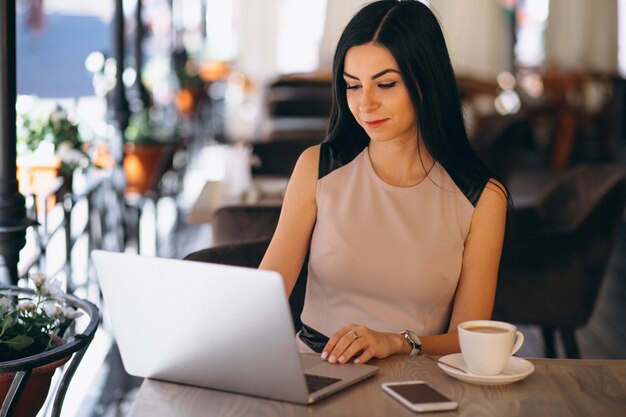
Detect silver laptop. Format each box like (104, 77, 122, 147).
(91, 250, 378, 404)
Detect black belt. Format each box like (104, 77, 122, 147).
(298, 323, 329, 353)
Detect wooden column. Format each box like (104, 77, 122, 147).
(113, 0, 130, 133)
(134, 0, 150, 109)
(0, 0, 32, 284)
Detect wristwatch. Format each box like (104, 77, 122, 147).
(400, 329, 422, 356)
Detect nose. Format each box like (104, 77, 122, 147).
(359, 87, 379, 113)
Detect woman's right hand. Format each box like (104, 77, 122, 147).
(321, 323, 408, 364)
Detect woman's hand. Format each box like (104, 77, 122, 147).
(321, 323, 406, 364)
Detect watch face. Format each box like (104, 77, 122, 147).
(407, 331, 421, 347)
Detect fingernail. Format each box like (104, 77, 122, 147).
(329, 355, 336, 363)
(338, 355, 345, 363)
(354, 358, 360, 364)
(321, 351, 328, 360)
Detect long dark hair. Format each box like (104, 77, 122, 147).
(325, 0, 511, 213)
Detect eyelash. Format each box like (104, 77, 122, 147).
(379, 82, 397, 89)
(345, 82, 397, 90)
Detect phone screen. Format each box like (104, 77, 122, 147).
(387, 383, 451, 404)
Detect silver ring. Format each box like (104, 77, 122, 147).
(350, 328, 359, 340)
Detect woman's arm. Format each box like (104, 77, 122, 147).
(322, 179, 508, 363)
(421, 179, 508, 355)
(259, 146, 319, 295)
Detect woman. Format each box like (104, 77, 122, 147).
(260, 0, 509, 364)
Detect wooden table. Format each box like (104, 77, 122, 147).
(187, 177, 287, 224)
(128, 355, 626, 417)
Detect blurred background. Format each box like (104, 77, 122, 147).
(1, 0, 625, 416)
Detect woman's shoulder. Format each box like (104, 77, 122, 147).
(437, 163, 508, 209)
(474, 178, 508, 218)
(298, 144, 321, 162)
(294, 145, 321, 176)
(481, 178, 508, 205)
(286, 145, 321, 196)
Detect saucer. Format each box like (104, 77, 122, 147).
(437, 353, 535, 386)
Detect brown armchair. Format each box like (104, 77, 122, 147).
(493, 164, 626, 358)
(266, 76, 332, 119)
(184, 239, 308, 332)
(211, 204, 281, 246)
(250, 135, 323, 178)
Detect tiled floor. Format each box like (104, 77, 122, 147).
(64, 144, 626, 417)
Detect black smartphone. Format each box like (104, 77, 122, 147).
(381, 380, 459, 412)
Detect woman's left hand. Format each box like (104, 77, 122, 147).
(322, 323, 403, 364)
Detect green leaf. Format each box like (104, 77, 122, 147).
(1, 315, 13, 332)
(4, 334, 34, 350)
(0, 316, 13, 339)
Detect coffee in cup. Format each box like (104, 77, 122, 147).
(457, 320, 524, 376)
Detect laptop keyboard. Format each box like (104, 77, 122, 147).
(305, 373, 341, 393)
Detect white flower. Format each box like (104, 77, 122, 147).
(30, 271, 47, 288)
(17, 300, 36, 313)
(41, 278, 64, 298)
(0, 296, 12, 311)
(43, 301, 62, 318)
(61, 306, 83, 320)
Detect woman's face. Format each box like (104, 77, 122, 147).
(343, 42, 417, 145)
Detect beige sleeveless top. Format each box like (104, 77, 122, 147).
(299, 148, 475, 339)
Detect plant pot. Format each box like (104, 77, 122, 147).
(123, 142, 166, 195)
(175, 87, 200, 117)
(0, 355, 70, 417)
(16, 155, 62, 214)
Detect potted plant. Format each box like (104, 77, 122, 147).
(172, 46, 206, 117)
(0, 273, 86, 416)
(123, 108, 176, 196)
(16, 105, 91, 211)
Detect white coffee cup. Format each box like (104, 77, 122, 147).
(458, 320, 524, 376)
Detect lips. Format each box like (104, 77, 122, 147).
(363, 118, 389, 129)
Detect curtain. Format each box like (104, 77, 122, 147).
(234, 0, 279, 82)
(545, 0, 618, 73)
(317, 0, 368, 70)
(317, 0, 511, 81)
(429, 0, 510, 81)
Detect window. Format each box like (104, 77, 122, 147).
(515, 0, 550, 68)
(206, 0, 238, 61)
(275, 0, 327, 74)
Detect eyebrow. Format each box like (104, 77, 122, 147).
(343, 69, 400, 80)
